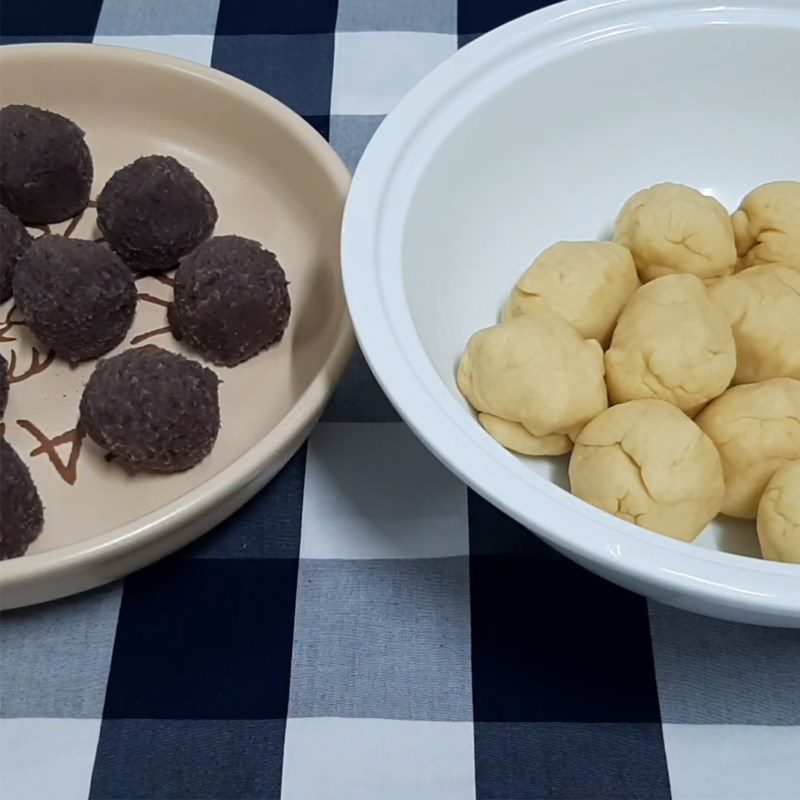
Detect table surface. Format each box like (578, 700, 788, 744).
(2, 1, 800, 799)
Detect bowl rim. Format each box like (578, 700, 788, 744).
(0, 42, 354, 592)
(342, 0, 800, 623)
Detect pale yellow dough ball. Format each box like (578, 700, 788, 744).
(695, 379, 800, 519)
(457, 315, 607, 454)
(757, 460, 800, 564)
(503, 241, 640, 347)
(604, 274, 736, 416)
(614, 183, 736, 283)
(710, 265, 800, 384)
(731, 181, 800, 272)
(569, 399, 724, 541)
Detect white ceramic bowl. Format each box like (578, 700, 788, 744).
(343, 0, 800, 626)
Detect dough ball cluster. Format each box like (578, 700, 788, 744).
(731, 181, 800, 272)
(613, 183, 736, 283)
(757, 460, 800, 564)
(569, 400, 724, 541)
(503, 241, 639, 347)
(457, 315, 607, 455)
(458, 179, 800, 555)
(605, 274, 735, 416)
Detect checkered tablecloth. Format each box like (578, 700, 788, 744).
(1, 1, 800, 799)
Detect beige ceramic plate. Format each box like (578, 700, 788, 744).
(0, 44, 352, 609)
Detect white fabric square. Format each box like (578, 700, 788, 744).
(0, 718, 101, 800)
(92, 35, 216, 67)
(663, 724, 800, 800)
(301, 422, 469, 559)
(331, 32, 457, 115)
(281, 718, 475, 800)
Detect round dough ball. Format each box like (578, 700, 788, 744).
(502, 241, 640, 347)
(613, 183, 736, 283)
(710, 266, 800, 384)
(604, 274, 736, 416)
(731, 181, 800, 272)
(569, 399, 724, 541)
(0, 438, 44, 560)
(0, 104, 93, 224)
(757, 460, 800, 563)
(97, 155, 217, 273)
(169, 235, 291, 366)
(80, 346, 220, 473)
(0, 205, 33, 303)
(457, 315, 607, 446)
(13, 236, 137, 363)
(695, 379, 800, 519)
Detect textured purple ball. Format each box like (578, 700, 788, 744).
(0, 205, 33, 302)
(13, 236, 137, 363)
(97, 155, 217, 273)
(0, 438, 44, 560)
(80, 345, 220, 473)
(169, 235, 291, 366)
(0, 104, 93, 224)
(0, 353, 8, 419)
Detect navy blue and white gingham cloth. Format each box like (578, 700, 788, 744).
(2, 2, 800, 798)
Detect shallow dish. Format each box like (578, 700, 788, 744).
(343, 0, 800, 626)
(0, 44, 352, 609)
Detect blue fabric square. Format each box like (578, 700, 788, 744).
(321, 348, 400, 422)
(468, 490, 561, 557)
(216, 0, 338, 35)
(1, 0, 103, 37)
(457, 0, 554, 35)
(474, 722, 671, 799)
(304, 115, 331, 142)
(90, 719, 286, 799)
(470, 555, 661, 722)
(212, 34, 334, 116)
(182, 445, 307, 559)
(0, 33, 94, 45)
(103, 559, 298, 719)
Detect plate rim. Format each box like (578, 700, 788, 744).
(0, 42, 354, 600)
(342, 0, 800, 624)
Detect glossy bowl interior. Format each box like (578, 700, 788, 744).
(343, 0, 800, 625)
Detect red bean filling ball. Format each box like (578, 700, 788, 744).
(0, 353, 8, 419)
(80, 345, 220, 473)
(169, 235, 291, 366)
(0, 205, 33, 302)
(13, 236, 137, 363)
(0, 438, 44, 560)
(97, 155, 217, 273)
(0, 104, 93, 224)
